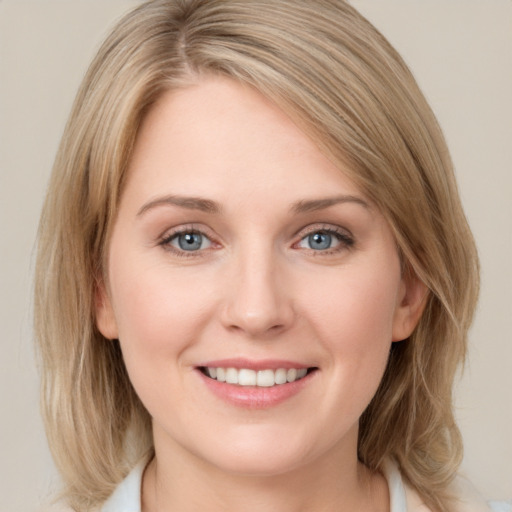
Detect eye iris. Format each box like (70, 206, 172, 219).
(308, 232, 332, 250)
(178, 233, 202, 251)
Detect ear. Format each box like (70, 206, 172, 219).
(94, 277, 119, 340)
(392, 267, 428, 342)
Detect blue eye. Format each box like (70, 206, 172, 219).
(307, 232, 334, 250)
(169, 232, 211, 251)
(297, 229, 352, 252)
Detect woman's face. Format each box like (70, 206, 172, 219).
(97, 76, 424, 477)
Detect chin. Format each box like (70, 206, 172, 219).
(189, 426, 324, 478)
(209, 449, 309, 478)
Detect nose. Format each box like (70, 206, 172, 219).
(220, 247, 295, 338)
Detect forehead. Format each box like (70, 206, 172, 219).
(124, 75, 366, 208)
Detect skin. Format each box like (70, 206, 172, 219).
(96, 75, 426, 512)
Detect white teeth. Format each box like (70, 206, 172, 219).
(257, 369, 275, 387)
(216, 367, 226, 382)
(275, 368, 287, 385)
(297, 368, 307, 379)
(238, 369, 256, 386)
(225, 368, 238, 384)
(286, 368, 297, 382)
(204, 367, 311, 386)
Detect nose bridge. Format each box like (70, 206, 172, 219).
(221, 239, 294, 337)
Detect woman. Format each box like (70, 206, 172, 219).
(34, 1, 507, 511)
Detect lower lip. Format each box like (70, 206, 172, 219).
(197, 369, 315, 409)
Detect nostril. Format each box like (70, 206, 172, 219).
(219, 276, 295, 337)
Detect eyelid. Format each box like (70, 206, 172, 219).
(158, 224, 220, 256)
(157, 222, 354, 257)
(294, 223, 353, 240)
(293, 223, 355, 251)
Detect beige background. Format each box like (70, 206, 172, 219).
(0, 1, 510, 510)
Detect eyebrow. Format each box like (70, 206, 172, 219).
(291, 195, 370, 213)
(136, 193, 369, 217)
(137, 195, 221, 216)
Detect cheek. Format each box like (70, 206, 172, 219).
(299, 266, 400, 401)
(108, 263, 214, 417)
(302, 268, 400, 350)
(109, 259, 216, 370)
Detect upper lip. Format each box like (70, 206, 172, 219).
(196, 358, 313, 371)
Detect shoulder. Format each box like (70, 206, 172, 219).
(37, 500, 103, 512)
(36, 503, 76, 512)
(488, 503, 512, 512)
(384, 460, 509, 512)
(448, 474, 511, 512)
(403, 471, 511, 512)
(37, 458, 148, 512)
(99, 457, 147, 512)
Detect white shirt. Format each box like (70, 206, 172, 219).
(100, 458, 511, 512)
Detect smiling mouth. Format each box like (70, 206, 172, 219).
(199, 367, 317, 387)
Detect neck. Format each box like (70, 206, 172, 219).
(142, 428, 389, 512)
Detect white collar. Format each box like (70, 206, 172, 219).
(101, 458, 146, 512)
(383, 459, 411, 511)
(101, 458, 424, 512)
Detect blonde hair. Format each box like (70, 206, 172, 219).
(35, 1, 479, 511)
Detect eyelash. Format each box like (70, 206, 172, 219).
(159, 226, 214, 258)
(158, 224, 355, 257)
(294, 225, 355, 255)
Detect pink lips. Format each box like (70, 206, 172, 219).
(196, 358, 316, 409)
